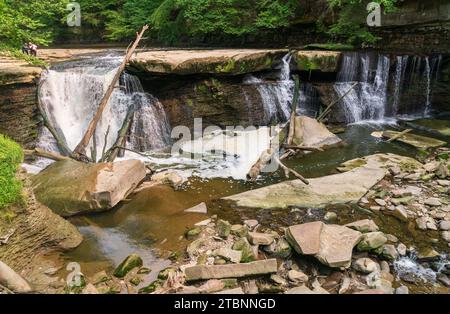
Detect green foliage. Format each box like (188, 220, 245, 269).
(177, 0, 297, 36)
(100, 0, 300, 43)
(0, 0, 69, 47)
(0, 135, 24, 210)
(326, 0, 398, 46)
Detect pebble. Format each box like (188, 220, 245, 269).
(439, 220, 450, 231)
(396, 243, 407, 256)
(324, 211, 338, 222)
(424, 198, 442, 207)
(395, 285, 409, 294)
(375, 199, 387, 206)
(243, 220, 259, 229)
(287, 270, 309, 283)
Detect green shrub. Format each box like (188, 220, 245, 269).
(0, 134, 24, 209)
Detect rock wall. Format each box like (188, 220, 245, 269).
(0, 82, 41, 149)
(141, 76, 269, 130)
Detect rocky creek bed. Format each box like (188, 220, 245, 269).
(3, 137, 448, 295)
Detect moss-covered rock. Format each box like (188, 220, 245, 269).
(293, 51, 342, 73)
(232, 237, 257, 262)
(113, 254, 143, 278)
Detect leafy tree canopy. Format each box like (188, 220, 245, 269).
(0, 0, 69, 47)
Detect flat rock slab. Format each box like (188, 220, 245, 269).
(382, 130, 446, 149)
(130, 49, 288, 75)
(286, 222, 362, 268)
(0, 54, 42, 85)
(403, 119, 450, 137)
(224, 154, 421, 209)
(184, 259, 277, 281)
(32, 159, 146, 217)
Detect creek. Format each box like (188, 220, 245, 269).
(30, 49, 449, 293)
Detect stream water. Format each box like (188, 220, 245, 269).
(33, 50, 449, 292)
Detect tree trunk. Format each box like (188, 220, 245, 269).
(286, 75, 300, 146)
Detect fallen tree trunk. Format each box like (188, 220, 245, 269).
(24, 148, 70, 161)
(105, 106, 135, 162)
(286, 75, 300, 146)
(246, 148, 274, 181)
(283, 145, 324, 152)
(274, 156, 309, 185)
(317, 82, 358, 122)
(386, 128, 412, 143)
(72, 25, 149, 160)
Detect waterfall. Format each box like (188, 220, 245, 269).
(37, 55, 171, 162)
(334, 52, 390, 123)
(243, 53, 294, 124)
(392, 55, 409, 114)
(335, 52, 443, 123)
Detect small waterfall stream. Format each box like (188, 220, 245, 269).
(335, 52, 391, 123)
(335, 52, 443, 123)
(37, 55, 171, 162)
(243, 54, 294, 123)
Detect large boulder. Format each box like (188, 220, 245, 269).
(292, 116, 342, 148)
(32, 159, 146, 217)
(286, 222, 362, 268)
(0, 261, 32, 293)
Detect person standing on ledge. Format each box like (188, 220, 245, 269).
(28, 42, 38, 56)
(21, 43, 30, 55)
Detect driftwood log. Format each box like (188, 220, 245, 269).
(24, 148, 70, 161)
(386, 128, 413, 143)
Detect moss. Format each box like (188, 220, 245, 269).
(113, 253, 143, 278)
(197, 83, 209, 94)
(0, 134, 23, 210)
(297, 56, 319, 71)
(303, 43, 355, 51)
(138, 280, 162, 294)
(185, 99, 194, 107)
(216, 59, 236, 73)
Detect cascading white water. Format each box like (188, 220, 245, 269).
(243, 54, 293, 123)
(37, 55, 171, 162)
(335, 52, 443, 123)
(392, 55, 409, 114)
(334, 52, 390, 123)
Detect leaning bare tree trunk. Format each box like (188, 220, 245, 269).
(24, 148, 70, 161)
(286, 75, 300, 146)
(72, 25, 149, 161)
(317, 82, 358, 122)
(105, 106, 135, 162)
